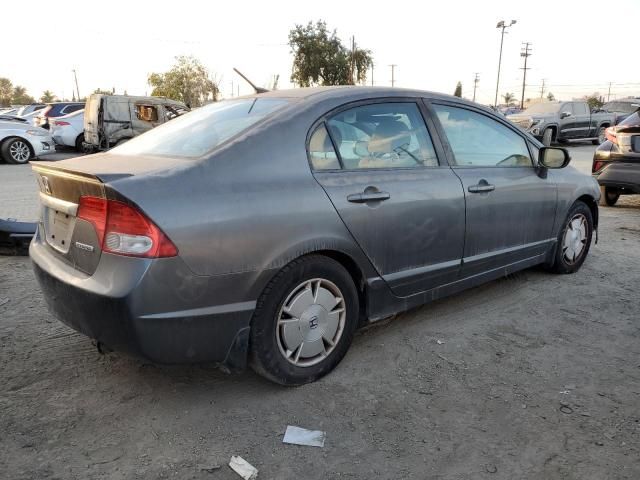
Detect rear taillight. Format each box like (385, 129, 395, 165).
(54, 120, 70, 126)
(77, 196, 177, 258)
(592, 160, 609, 174)
(605, 126, 617, 144)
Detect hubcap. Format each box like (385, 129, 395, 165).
(598, 128, 606, 144)
(276, 278, 346, 367)
(562, 214, 588, 264)
(9, 141, 30, 162)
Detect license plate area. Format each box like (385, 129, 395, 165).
(43, 206, 77, 254)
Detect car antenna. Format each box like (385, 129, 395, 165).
(233, 68, 270, 94)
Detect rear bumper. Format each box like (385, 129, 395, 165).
(594, 161, 640, 193)
(30, 234, 256, 369)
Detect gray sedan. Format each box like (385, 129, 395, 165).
(30, 87, 600, 385)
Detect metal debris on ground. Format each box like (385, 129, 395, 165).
(436, 339, 445, 345)
(229, 456, 258, 480)
(198, 463, 221, 473)
(283, 425, 326, 447)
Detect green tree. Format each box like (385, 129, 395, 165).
(288, 20, 373, 86)
(93, 88, 114, 96)
(546, 92, 555, 102)
(12, 86, 35, 105)
(0, 78, 13, 106)
(502, 92, 516, 105)
(40, 90, 56, 102)
(148, 56, 220, 107)
(584, 92, 604, 110)
(454, 81, 462, 97)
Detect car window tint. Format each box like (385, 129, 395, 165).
(574, 103, 589, 115)
(326, 102, 438, 170)
(434, 104, 532, 167)
(309, 124, 340, 170)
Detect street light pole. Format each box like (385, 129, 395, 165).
(72, 69, 80, 101)
(494, 19, 516, 107)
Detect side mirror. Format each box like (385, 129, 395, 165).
(560, 111, 572, 119)
(539, 147, 570, 169)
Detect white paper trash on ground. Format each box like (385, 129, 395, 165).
(282, 425, 326, 447)
(229, 456, 258, 480)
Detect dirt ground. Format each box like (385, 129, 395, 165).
(1, 152, 640, 479)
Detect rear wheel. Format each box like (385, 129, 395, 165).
(75, 133, 88, 153)
(542, 127, 553, 146)
(549, 201, 593, 274)
(592, 126, 606, 145)
(599, 186, 619, 206)
(1, 137, 33, 164)
(250, 255, 359, 385)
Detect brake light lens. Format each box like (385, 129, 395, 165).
(592, 160, 609, 174)
(77, 196, 177, 258)
(54, 120, 70, 126)
(605, 126, 617, 144)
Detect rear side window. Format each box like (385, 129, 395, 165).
(322, 102, 438, 170)
(434, 104, 532, 167)
(574, 103, 589, 115)
(309, 125, 340, 170)
(113, 98, 289, 159)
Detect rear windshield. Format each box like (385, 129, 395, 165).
(618, 110, 640, 127)
(112, 98, 289, 158)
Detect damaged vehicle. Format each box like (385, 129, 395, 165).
(83, 94, 189, 151)
(30, 87, 600, 385)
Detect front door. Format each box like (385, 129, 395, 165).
(309, 100, 465, 297)
(429, 102, 557, 278)
(559, 102, 578, 138)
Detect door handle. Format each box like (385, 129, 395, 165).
(347, 191, 391, 203)
(468, 182, 495, 193)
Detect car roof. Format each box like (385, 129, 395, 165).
(246, 86, 496, 114)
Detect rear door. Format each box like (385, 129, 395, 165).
(573, 102, 592, 137)
(427, 101, 557, 278)
(310, 100, 465, 297)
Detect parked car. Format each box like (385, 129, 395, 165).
(83, 94, 189, 150)
(0, 120, 54, 164)
(507, 101, 616, 146)
(16, 103, 46, 116)
(0, 114, 28, 123)
(599, 98, 640, 125)
(50, 109, 85, 151)
(34, 102, 85, 129)
(592, 108, 640, 206)
(30, 87, 600, 385)
(500, 106, 523, 116)
(0, 107, 20, 116)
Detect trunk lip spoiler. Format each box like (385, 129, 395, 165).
(31, 163, 103, 184)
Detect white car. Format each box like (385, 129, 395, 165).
(0, 121, 54, 164)
(50, 109, 85, 151)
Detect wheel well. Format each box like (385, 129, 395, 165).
(599, 123, 610, 129)
(309, 250, 368, 324)
(577, 194, 598, 229)
(547, 125, 557, 140)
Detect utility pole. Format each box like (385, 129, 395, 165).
(230, 80, 234, 98)
(371, 62, 374, 86)
(519, 42, 532, 109)
(540, 78, 546, 99)
(607, 82, 612, 101)
(351, 36, 356, 85)
(72, 69, 80, 101)
(472, 73, 480, 102)
(389, 64, 397, 87)
(494, 20, 517, 107)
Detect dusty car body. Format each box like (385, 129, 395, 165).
(83, 94, 189, 150)
(30, 87, 600, 385)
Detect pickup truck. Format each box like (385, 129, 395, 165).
(507, 101, 616, 146)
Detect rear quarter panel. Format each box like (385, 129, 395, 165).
(550, 166, 600, 233)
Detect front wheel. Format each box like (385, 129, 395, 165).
(249, 255, 359, 385)
(542, 127, 553, 146)
(1, 137, 33, 164)
(549, 201, 593, 274)
(599, 186, 619, 206)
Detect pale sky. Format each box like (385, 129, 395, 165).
(3, 0, 639, 105)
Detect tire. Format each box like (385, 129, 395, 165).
(75, 133, 87, 153)
(549, 201, 593, 274)
(599, 185, 619, 206)
(249, 255, 359, 386)
(592, 126, 606, 145)
(542, 127, 553, 146)
(1, 137, 33, 164)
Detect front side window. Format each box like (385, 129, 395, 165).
(136, 105, 159, 122)
(112, 98, 289, 158)
(434, 104, 532, 167)
(561, 103, 574, 115)
(324, 102, 438, 170)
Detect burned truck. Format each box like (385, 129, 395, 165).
(83, 94, 189, 151)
